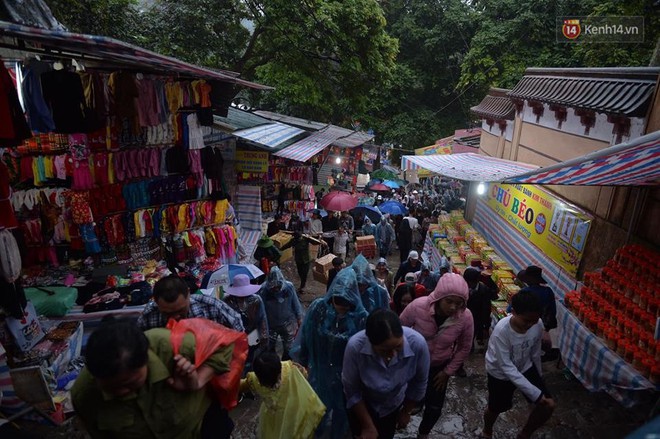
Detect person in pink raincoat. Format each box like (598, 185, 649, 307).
(399, 273, 474, 439)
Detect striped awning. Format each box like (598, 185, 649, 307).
(274, 127, 339, 162)
(504, 131, 660, 186)
(232, 123, 306, 148)
(401, 153, 538, 181)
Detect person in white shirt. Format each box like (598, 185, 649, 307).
(482, 290, 555, 439)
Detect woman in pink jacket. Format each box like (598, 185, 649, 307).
(399, 273, 474, 439)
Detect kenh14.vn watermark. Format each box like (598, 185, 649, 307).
(557, 16, 644, 43)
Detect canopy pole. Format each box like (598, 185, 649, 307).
(626, 187, 644, 244)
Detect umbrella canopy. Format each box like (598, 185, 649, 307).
(371, 169, 398, 180)
(201, 264, 264, 289)
(367, 183, 391, 192)
(350, 205, 382, 223)
(382, 180, 401, 189)
(307, 208, 328, 218)
(377, 200, 408, 215)
(320, 191, 358, 212)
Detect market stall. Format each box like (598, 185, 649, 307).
(407, 131, 660, 407)
(0, 20, 269, 419)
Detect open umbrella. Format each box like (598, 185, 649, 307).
(366, 183, 391, 192)
(371, 169, 398, 180)
(377, 200, 408, 215)
(201, 264, 264, 289)
(350, 205, 382, 223)
(382, 180, 401, 189)
(320, 191, 358, 212)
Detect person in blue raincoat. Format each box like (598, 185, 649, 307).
(350, 254, 390, 313)
(375, 215, 395, 258)
(362, 217, 377, 237)
(258, 267, 303, 361)
(291, 269, 367, 439)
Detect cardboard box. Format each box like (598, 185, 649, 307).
(314, 253, 337, 273)
(271, 232, 292, 249)
(312, 268, 328, 284)
(280, 247, 293, 263)
(356, 235, 375, 245)
(309, 244, 320, 260)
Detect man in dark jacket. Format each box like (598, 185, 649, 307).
(464, 267, 499, 344)
(393, 250, 422, 285)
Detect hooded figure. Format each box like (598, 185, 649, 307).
(375, 216, 395, 258)
(349, 254, 390, 313)
(399, 273, 474, 438)
(361, 217, 376, 237)
(258, 267, 303, 361)
(291, 269, 367, 439)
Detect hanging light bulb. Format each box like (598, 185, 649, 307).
(335, 157, 342, 164)
(477, 182, 486, 195)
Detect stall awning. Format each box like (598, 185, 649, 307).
(503, 131, 660, 186)
(401, 153, 538, 181)
(0, 21, 272, 90)
(232, 123, 306, 149)
(273, 127, 339, 162)
(402, 131, 660, 186)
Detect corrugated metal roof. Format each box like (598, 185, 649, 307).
(401, 153, 538, 181)
(213, 107, 271, 131)
(0, 21, 272, 90)
(471, 88, 515, 120)
(273, 127, 340, 162)
(232, 123, 306, 149)
(253, 109, 374, 148)
(504, 131, 660, 186)
(508, 68, 660, 117)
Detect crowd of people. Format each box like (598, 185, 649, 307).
(70, 181, 561, 439)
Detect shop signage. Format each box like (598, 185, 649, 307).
(235, 150, 269, 173)
(485, 183, 592, 276)
(414, 142, 452, 176)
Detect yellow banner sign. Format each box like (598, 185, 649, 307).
(414, 143, 452, 176)
(485, 183, 592, 276)
(235, 150, 269, 173)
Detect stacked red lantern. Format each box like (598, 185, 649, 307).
(564, 245, 660, 385)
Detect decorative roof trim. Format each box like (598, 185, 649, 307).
(508, 70, 659, 117)
(471, 88, 515, 121)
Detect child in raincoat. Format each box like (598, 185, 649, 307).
(240, 351, 325, 439)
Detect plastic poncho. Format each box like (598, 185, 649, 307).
(361, 217, 376, 237)
(375, 217, 395, 250)
(349, 254, 390, 313)
(291, 269, 367, 439)
(258, 267, 303, 328)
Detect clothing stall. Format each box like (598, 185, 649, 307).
(0, 21, 268, 418)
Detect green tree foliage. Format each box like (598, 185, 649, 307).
(459, 0, 659, 91)
(239, 0, 399, 124)
(363, 0, 480, 150)
(458, 0, 588, 91)
(137, 0, 252, 69)
(570, 0, 659, 67)
(45, 0, 141, 42)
